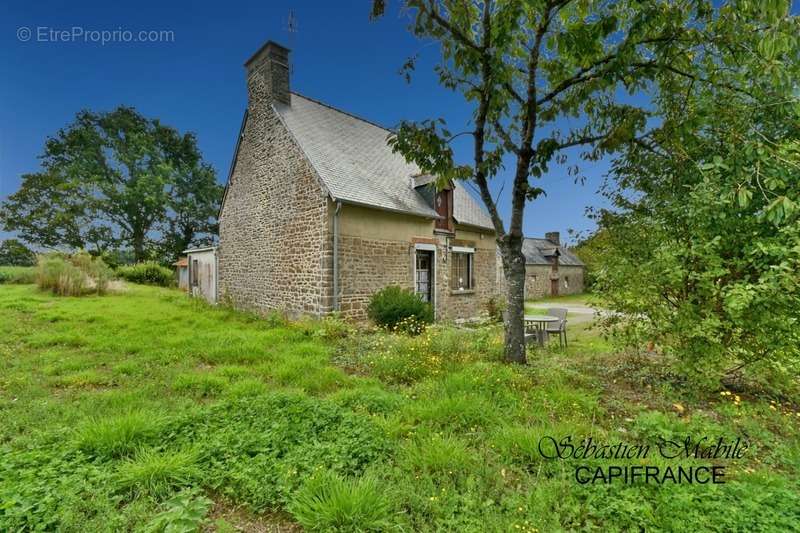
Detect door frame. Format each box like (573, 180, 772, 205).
(414, 243, 437, 319)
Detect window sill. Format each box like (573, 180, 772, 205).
(450, 289, 476, 296)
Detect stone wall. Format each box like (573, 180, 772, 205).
(437, 229, 497, 321)
(497, 254, 587, 300)
(218, 54, 330, 316)
(523, 264, 553, 300)
(337, 235, 413, 319)
(335, 206, 496, 321)
(555, 265, 585, 296)
(524, 264, 585, 299)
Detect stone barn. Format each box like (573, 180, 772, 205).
(496, 232, 585, 299)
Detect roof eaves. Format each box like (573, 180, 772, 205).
(339, 197, 439, 220)
(453, 217, 495, 232)
(218, 109, 249, 220)
(184, 246, 217, 254)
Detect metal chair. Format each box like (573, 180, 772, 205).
(546, 308, 568, 347)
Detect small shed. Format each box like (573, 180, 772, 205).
(184, 247, 217, 304)
(174, 257, 189, 290)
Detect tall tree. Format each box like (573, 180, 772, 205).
(0, 239, 37, 267)
(592, 5, 800, 384)
(0, 107, 222, 262)
(372, 0, 790, 363)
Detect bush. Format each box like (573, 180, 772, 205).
(117, 262, 175, 287)
(484, 296, 506, 322)
(0, 266, 36, 284)
(37, 256, 85, 296)
(36, 253, 112, 296)
(366, 286, 433, 334)
(71, 251, 112, 294)
(0, 239, 36, 266)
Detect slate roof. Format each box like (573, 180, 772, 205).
(273, 93, 494, 230)
(522, 238, 584, 267)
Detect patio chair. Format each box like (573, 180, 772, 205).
(546, 308, 568, 347)
(524, 318, 548, 348)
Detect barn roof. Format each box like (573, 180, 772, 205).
(522, 238, 584, 267)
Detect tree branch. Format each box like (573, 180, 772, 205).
(492, 120, 520, 156)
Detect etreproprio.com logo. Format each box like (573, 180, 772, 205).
(17, 26, 174, 45)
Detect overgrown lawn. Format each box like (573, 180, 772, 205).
(0, 284, 797, 531)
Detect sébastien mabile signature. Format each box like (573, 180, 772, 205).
(537, 436, 750, 485)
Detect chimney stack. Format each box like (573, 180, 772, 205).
(545, 231, 560, 246)
(244, 40, 291, 105)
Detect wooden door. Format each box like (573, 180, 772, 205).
(434, 190, 453, 232)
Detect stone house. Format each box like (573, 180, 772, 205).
(217, 40, 497, 320)
(496, 232, 585, 299)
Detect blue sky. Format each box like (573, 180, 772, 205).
(1, 0, 613, 245)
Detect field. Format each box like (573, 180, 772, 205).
(1, 284, 798, 531)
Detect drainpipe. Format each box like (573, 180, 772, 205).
(333, 201, 342, 312)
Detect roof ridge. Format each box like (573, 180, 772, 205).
(290, 91, 396, 135)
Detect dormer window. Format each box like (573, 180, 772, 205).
(434, 189, 454, 232)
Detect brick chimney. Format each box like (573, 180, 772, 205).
(545, 231, 560, 246)
(244, 40, 291, 105)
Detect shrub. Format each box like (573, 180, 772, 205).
(70, 251, 112, 294)
(484, 296, 506, 322)
(117, 262, 175, 287)
(366, 286, 433, 334)
(289, 471, 393, 532)
(0, 266, 36, 284)
(36, 253, 112, 296)
(37, 255, 85, 296)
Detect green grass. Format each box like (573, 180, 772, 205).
(0, 283, 798, 531)
(0, 265, 36, 284)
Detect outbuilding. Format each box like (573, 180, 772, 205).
(184, 247, 218, 304)
(174, 257, 189, 290)
(496, 232, 586, 299)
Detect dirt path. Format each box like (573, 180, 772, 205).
(525, 302, 607, 324)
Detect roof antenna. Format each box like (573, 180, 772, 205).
(285, 10, 298, 74)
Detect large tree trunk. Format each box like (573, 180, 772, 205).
(500, 235, 527, 364)
(132, 229, 145, 263)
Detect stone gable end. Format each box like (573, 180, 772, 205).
(218, 67, 330, 316)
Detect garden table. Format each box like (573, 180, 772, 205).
(524, 314, 559, 348)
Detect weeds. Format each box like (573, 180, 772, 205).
(0, 266, 36, 284)
(115, 448, 201, 499)
(76, 411, 166, 458)
(289, 471, 394, 532)
(1, 284, 799, 531)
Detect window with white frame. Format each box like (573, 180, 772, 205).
(450, 247, 474, 290)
